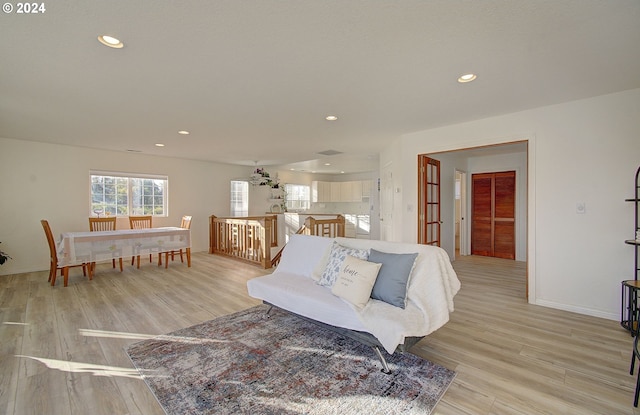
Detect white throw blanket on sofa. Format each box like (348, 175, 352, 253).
(247, 235, 461, 354)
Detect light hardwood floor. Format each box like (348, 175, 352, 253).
(0, 253, 636, 414)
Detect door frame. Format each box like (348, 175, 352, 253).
(455, 170, 468, 258)
(417, 155, 441, 246)
(418, 139, 532, 301)
(379, 161, 394, 241)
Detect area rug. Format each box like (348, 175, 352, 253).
(125, 305, 455, 415)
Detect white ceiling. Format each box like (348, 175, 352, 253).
(2, 1, 639, 173)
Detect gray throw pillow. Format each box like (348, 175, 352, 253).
(368, 249, 418, 309)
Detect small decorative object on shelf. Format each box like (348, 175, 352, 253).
(250, 168, 270, 186)
(0, 242, 11, 265)
(621, 165, 640, 334)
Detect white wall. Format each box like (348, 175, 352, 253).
(0, 137, 248, 275)
(383, 88, 640, 320)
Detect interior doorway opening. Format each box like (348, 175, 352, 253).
(420, 141, 528, 298)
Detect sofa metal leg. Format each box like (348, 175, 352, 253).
(373, 346, 391, 374)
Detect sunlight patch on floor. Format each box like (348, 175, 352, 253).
(15, 355, 156, 379)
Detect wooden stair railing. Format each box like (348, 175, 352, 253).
(209, 215, 277, 268)
(271, 216, 345, 267)
(210, 214, 346, 269)
(303, 215, 345, 238)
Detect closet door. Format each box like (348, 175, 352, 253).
(493, 172, 516, 259)
(471, 174, 493, 256)
(471, 171, 516, 259)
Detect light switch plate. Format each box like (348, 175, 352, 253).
(576, 202, 586, 214)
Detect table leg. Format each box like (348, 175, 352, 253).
(186, 248, 191, 267)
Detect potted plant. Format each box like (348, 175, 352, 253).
(0, 242, 11, 265)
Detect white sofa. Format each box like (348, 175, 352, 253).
(247, 234, 461, 360)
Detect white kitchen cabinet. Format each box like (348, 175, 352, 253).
(312, 180, 370, 203)
(350, 181, 363, 202)
(340, 181, 353, 202)
(340, 181, 366, 202)
(362, 180, 372, 198)
(344, 214, 357, 238)
(311, 181, 331, 202)
(330, 182, 341, 202)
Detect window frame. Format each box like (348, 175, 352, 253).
(284, 183, 310, 212)
(90, 170, 169, 217)
(230, 180, 249, 217)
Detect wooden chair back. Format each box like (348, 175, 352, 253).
(41, 219, 58, 263)
(41, 219, 88, 286)
(129, 215, 152, 229)
(89, 216, 117, 232)
(180, 215, 192, 229)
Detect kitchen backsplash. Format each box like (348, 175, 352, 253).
(309, 201, 371, 215)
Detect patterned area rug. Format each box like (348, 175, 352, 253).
(126, 305, 455, 415)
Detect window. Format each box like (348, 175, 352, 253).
(90, 171, 168, 217)
(230, 180, 249, 216)
(284, 184, 310, 211)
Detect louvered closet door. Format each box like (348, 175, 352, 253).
(471, 171, 516, 259)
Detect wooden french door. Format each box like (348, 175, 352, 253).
(471, 171, 516, 259)
(418, 155, 440, 246)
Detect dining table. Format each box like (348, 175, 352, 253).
(57, 227, 191, 278)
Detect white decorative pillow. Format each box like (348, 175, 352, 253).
(331, 255, 382, 309)
(310, 240, 334, 281)
(318, 241, 369, 287)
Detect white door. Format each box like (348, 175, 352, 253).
(380, 163, 393, 241)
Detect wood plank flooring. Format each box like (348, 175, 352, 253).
(0, 253, 637, 414)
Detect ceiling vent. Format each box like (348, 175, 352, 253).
(317, 149, 343, 156)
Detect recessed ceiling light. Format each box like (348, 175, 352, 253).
(325, 115, 338, 121)
(155, 143, 165, 147)
(324, 163, 331, 166)
(178, 130, 190, 135)
(457, 73, 477, 83)
(98, 35, 124, 49)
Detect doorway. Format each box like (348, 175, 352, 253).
(418, 141, 528, 298)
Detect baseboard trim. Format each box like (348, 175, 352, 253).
(535, 299, 617, 321)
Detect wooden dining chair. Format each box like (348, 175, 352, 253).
(88, 217, 123, 272)
(163, 215, 192, 268)
(129, 215, 153, 268)
(41, 219, 88, 287)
